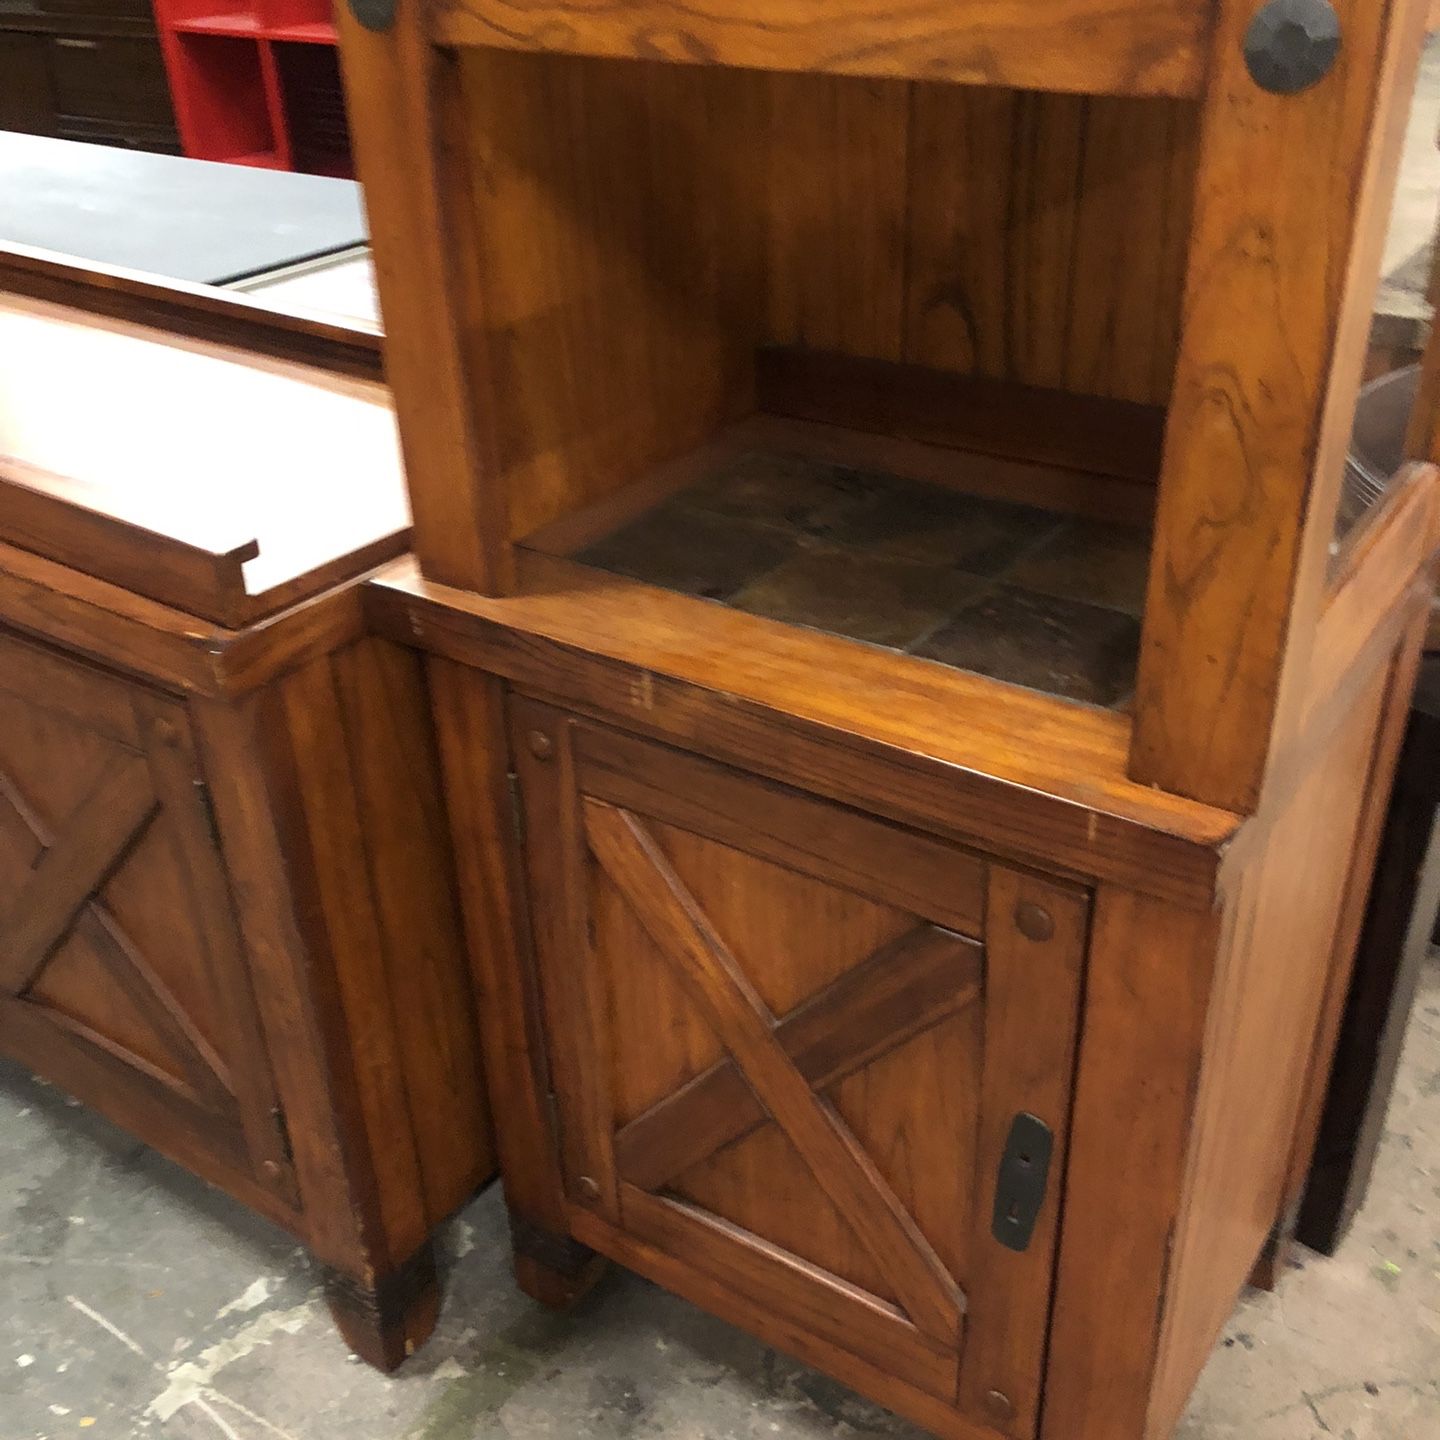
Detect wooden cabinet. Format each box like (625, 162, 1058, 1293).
(335, 0, 1440, 1431)
(0, 264, 492, 1370)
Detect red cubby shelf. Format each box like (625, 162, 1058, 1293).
(153, 0, 351, 175)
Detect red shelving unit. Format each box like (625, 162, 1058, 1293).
(152, 0, 351, 174)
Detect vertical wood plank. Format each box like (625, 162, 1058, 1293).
(1064, 97, 1198, 405)
(510, 698, 623, 1224)
(957, 868, 1087, 1440)
(904, 87, 1193, 405)
(1131, 0, 1429, 808)
(904, 85, 1020, 381)
(330, 638, 494, 1228)
(762, 70, 910, 361)
(273, 655, 433, 1264)
(424, 662, 576, 1244)
(1040, 888, 1220, 1440)
(190, 694, 380, 1272)
(336, 0, 507, 591)
(1269, 601, 1430, 1263)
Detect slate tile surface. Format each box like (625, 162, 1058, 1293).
(573, 449, 1152, 708)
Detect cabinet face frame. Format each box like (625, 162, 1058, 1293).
(508, 694, 1089, 1439)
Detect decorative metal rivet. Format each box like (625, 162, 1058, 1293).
(348, 0, 396, 32)
(1243, 0, 1341, 95)
(1014, 902, 1055, 943)
(527, 730, 554, 761)
(984, 1389, 1015, 1422)
(576, 1176, 601, 1202)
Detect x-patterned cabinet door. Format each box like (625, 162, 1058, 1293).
(0, 630, 290, 1198)
(510, 697, 1088, 1439)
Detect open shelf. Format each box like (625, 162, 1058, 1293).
(521, 392, 1157, 711)
(154, 0, 349, 172)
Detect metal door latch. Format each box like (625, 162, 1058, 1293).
(992, 1112, 1054, 1253)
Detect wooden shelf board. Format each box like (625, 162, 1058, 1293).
(267, 19, 336, 41)
(173, 10, 261, 35)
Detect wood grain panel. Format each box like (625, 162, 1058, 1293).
(1131, 0, 1429, 808)
(760, 70, 908, 361)
(1144, 655, 1396, 1439)
(957, 869, 1087, 1439)
(455, 46, 761, 545)
(1040, 890, 1220, 1440)
(432, 0, 1209, 99)
(329, 639, 492, 1228)
(902, 87, 1197, 406)
(586, 800, 965, 1344)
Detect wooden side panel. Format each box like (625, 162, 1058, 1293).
(267, 640, 493, 1259)
(1143, 646, 1402, 1439)
(1040, 891, 1220, 1440)
(336, 0, 503, 591)
(456, 47, 764, 544)
(328, 638, 493, 1227)
(1131, 0, 1429, 808)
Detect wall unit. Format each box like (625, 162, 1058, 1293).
(0, 0, 179, 151)
(151, 0, 350, 172)
(336, 0, 1440, 1435)
(0, 260, 491, 1369)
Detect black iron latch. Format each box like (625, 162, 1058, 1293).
(992, 1112, 1054, 1253)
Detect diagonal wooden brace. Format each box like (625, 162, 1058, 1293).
(0, 754, 158, 994)
(616, 920, 982, 1191)
(586, 799, 967, 1347)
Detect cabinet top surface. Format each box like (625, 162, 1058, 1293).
(0, 291, 409, 621)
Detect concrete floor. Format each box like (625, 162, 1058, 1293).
(3, 950, 1436, 1440)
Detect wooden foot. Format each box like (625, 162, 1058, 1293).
(1247, 1225, 1292, 1293)
(325, 1242, 441, 1371)
(509, 1210, 607, 1308)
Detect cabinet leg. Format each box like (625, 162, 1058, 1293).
(509, 1209, 607, 1308)
(324, 1242, 441, 1372)
(1248, 1214, 1297, 1294)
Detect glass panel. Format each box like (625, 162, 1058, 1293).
(1335, 39, 1440, 555)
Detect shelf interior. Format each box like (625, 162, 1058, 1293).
(524, 411, 1153, 711)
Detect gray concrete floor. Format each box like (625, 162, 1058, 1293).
(3, 953, 1436, 1440)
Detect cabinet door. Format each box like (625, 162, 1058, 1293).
(0, 632, 290, 1200)
(511, 698, 1087, 1438)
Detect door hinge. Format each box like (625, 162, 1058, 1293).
(193, 778, 223, 849)
(507, 770, 526, 850)
(271, 1105, 295, 1166)
(992, 1112, 1055, 1253)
